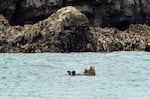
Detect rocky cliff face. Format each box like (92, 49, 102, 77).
(0, 0, 63, 25)
(0, 0, 150, 29)
(92, 24, 150, 52)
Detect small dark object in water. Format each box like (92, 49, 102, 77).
(67, 71, 75, 76)
(67, 71, 71, 75)
(71, 71, 75, 76)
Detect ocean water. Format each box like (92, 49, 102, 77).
(0, 52, 150, 99)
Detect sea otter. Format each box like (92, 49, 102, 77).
(67, 66, 95, 76)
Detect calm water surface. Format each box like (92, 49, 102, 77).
(0, 52, 150, 99)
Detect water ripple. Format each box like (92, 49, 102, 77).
(0, 52, 150, 99)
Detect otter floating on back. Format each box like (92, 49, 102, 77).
(67, 66, 96, 76)
(84, 66, 95, 76)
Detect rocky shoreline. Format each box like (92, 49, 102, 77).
(91, 24, 150, 52)
(0, 6, 150, 52)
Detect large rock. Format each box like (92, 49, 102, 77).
(1, 8, 150, 53)
(0, 6, 96, 52)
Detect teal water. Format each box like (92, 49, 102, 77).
(0, 52, 150, 99)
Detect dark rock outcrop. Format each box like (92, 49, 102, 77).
(92, 24, 150, 52)
(0, 6, 96, 53)
(1, 6, 150, 53)
(1, 0, 150, 29)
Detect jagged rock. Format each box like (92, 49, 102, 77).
(1, 6, 150, 53)
(0, 6, 96, 53)
(91, 24, 150, 52)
